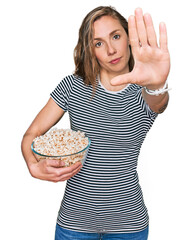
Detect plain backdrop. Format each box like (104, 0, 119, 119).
(0, 0, 191, 239)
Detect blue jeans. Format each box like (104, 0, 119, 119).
(55, 224, 149, 240)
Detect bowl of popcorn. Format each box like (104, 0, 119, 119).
(31, 128, 91, 167)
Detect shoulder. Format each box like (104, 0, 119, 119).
(60, 74, 93, 98)
(130, 84, 158, 119)
(129, 84, 142, 92)
(124, 84, 142, 98)
(61, 74, 85, 87)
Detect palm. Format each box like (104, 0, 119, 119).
(132, 46, 170, 88)
(111, 8, 170, 90)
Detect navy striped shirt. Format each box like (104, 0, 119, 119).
(50, 74, 158, 233)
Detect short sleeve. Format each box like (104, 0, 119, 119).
(135, 85, 158, 121)
(50, 75, 74, 112)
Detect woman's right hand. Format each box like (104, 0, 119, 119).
(29, 159, 83, 182)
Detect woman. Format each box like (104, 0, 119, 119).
(21, 6, 170, 240)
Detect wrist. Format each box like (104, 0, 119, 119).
(144, 81, 171, 96)
(28, 160, 40, 179)
(26, 154, 38, 170)
(146, 83, 165, 90)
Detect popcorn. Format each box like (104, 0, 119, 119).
(32, 128, 89, 167)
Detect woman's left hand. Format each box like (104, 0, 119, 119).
(111, 8, 170, 90)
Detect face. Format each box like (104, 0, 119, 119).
(93, 15, 130, 78)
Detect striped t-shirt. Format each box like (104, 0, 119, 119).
(50, 74, 158, 233)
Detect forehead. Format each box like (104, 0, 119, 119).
(93, 15, 123, 38)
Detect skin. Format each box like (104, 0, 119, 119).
(93, 15, 130, 91)
(21, 8, 170, 183)
(21, 98, 82, 182)
(110, 8, 170, 113)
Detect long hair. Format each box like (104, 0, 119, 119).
(74, 6, 134, 91)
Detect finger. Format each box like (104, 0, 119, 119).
(64, 165, 82, 180)
(135, 8, 148, 47)
(57, 161, 82, 174)
(67, 161, 83, 172)
(110, 72, 136, 86)
(128, 15, 140, 49)
(143, 13, 158, 47)
(47, 160, 82, 174)
(46, 159, 66, 168)
(159, 22, 168, 51)
(54, 163, 82, 182)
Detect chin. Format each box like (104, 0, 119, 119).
(111, 65, 129, 74)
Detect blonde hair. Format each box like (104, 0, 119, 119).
(74, 6, 134, 90)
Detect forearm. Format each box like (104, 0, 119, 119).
(21, 131, 39, 172)
(21, 98, 83, 182)
(142, 88, 169, 114)
(21, 98, 65, 169)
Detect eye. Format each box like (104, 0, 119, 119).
(113, 34, 120, 40)
(95, 41, 103, 48)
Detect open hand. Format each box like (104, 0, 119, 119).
(111, 8, 170, 90)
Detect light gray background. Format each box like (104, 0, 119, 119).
(0, 0, 191, 239)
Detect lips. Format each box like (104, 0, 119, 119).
(109, 57, 121, 64)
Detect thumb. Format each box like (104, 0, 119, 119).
(110, 72, 136, 86)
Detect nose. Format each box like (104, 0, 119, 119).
(107, 41, 117, 55)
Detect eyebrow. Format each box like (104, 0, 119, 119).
(94, 29, 121, 41)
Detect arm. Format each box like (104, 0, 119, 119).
(142, 89, 169, 114)
(21, 97, 82, 182)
